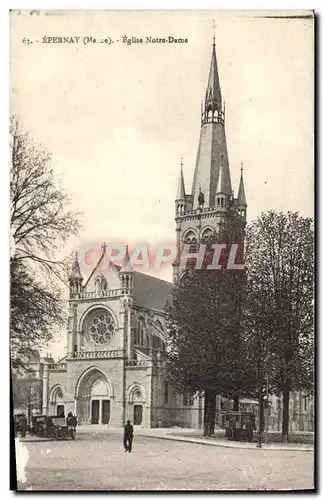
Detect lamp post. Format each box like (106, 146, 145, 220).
(256, 393, 262, 448)
(265, 372, 269, 444)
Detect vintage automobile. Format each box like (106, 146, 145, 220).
(30, 415, 48, 437)
(51, 415, 77, 440)
(221, 411, 256, 442)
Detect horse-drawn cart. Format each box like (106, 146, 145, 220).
(221, 411, 256, 442)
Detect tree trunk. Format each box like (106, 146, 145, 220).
(282, 386, 290, 443)
(233, 396, 239, 411)
(259, 397, 265, 435)
(203, 389, 216, 437)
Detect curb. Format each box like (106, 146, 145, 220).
(138, 433, 314, 453)
(19, 430, 314, 453)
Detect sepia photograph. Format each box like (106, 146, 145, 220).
(10, 9, 314, 491)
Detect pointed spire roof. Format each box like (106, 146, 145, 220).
(205, 40, 222, 112)
(70, 251, 83, 280)
(237, 162, 247, 206)
(120, 245, 134, 273)
(176, 157, 186, 200)
(191, 38, 232, 209)
(216, 153, 230, 194)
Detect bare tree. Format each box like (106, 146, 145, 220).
(10, 116, 81, 370)
(10, 116, 80, 281)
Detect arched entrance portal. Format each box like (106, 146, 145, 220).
(76, 368, 113, 425)
(127, 383, 146, 426)
(49, 385, 65, 416)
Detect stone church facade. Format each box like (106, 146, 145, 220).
(39, 39, 313, 431)
(43, 248, 205, 427)
(42, 38, 246, 428)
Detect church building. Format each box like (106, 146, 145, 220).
(42, 37, 248, 428)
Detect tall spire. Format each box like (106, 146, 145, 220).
(176, 156, 186, 200)
(237, 161, 247, 206)
(205, 24, 222, 114)
(191, 34, 231, 209)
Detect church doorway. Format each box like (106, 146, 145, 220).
(91, 398, 110, 424)
(76, 368, 113, 425)
(102, 400, 110, 424)
(91, 400, 99, 424)
(49, 385, 65, 417)
(57, 404, 65, 416)
(134, 404, 143, 425)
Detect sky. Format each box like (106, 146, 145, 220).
(10, 10, 314, 358)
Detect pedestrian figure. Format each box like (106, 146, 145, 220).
(46, 416, 54, 438)
(123, 420, 134, 452)
(19, 414, 27, 438)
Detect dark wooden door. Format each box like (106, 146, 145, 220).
(102, 400, 110, 424)
(134, 404, 143, 425)
(91, 400, 99, 424)
(57, 405, 65, 416)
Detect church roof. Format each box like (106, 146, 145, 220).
(84, 248, 173, 312)
(132, 272, 173, 311)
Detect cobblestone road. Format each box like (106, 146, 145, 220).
(17, 430, 314, 491)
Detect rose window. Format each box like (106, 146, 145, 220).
(86, 309, 115, 345)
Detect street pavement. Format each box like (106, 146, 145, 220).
(16, 428, 314, 491)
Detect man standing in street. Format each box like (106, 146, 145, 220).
(19, 414, 27, 438)
(123, 420, 134, 452)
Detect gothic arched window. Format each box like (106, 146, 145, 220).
(136, 318, 146, 347)
(201, 228, 213, 242)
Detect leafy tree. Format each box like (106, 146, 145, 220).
(244, 211, 314, 442)
(10, 117, 80, 370)
(10, 259, 64, 371)
(12, 375, 42, 423)
(166, 268, 247, 436)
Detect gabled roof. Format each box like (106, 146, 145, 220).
(57, 355, 67, 364)
(84, 248, 120, 287)
(84, 247, 173, 311)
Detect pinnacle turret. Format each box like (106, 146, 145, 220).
(120, 245, 134, 291)
(120, 245, 133, 273)
(237, 162, 247, 206)
(69, 252, 83, 280)
(176, 158, 186, 201)
(68, 251, 83, 296)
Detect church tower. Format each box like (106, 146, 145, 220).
(173, 36, 247, 281)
